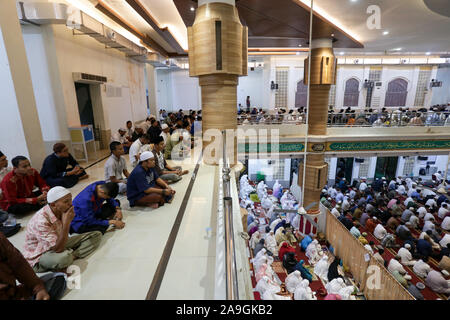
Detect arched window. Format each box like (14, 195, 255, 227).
(385, 78, 408, 107)
(295, 80, 308, 109)
(343, 78, 360, 106)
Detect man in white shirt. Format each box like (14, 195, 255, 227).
(413, 259, 431, 278)
(424, 212, 436, 222)
(407, 183, 417, 197)
(438, 204, 449, 219)
(359, 179, 368, 192)
(331, 207, 341, 218)
(403, 196, 414, 207)
(388, 256, 407, 275)
(328, 187, 337, 199)
(441, 216, 450, 231)
(160, 124, 171, 145)
(396, 184, 406, 195)
(417, 205, 429, 219)
(421, 188, 436, 199)
(104, 142, 129, 194)
(129, 135, 151, 168)
(111, 128, 132, 153)
(409, 212, 420, 229)
(425, 197, 437, 209)
(374, 224, 387, 240)
(423, 220, 436, 233)
(439, 233, 450, 248)
(397, 244, 416, 266)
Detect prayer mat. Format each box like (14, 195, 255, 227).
(304, 265, 318, 281)
(272, 261, 286, 275)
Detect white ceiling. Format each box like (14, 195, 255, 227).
(313, 0, 450, 54)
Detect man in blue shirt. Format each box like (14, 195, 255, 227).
(71, 181, 124, 234)
(127, 151, 175, 209)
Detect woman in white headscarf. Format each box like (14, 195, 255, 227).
(255, 276, 280, 296)
(249, 231, 262, 250)
(305, 239, 322, 265)
(325, 278, 346, 294)
(285, 270, 303, 293)
(256, 263, 274, 283)
(265, 231, 278, 255)
(314, 255, 330, 280)
(293, 279, 316, 300)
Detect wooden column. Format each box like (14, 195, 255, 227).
(301, 39, 336, 213)
(188, 1, 247, 165)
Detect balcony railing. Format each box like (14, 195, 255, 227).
(237, 111, 450, 127)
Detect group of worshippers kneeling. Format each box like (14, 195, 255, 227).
(242, 177, 356, 300)
(0, 137, 191, 299)
(251, 227, 356, 300)
(321, 176, 450, 298)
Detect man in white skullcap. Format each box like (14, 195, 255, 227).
(397, 244, 416, 266)
(159, 123, 171, 146)
(24, 187, 102, 272)
(126, 151, 175, 208)
(111, 128, 132, 153)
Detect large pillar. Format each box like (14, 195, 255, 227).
(0, 0, 46, 167)
(188, 0, 247, 165)
(300, 38, 337, 212)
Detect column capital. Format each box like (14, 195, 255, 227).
(198, 0, 235, 6)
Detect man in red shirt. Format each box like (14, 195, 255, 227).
(0, 156, 49, 216)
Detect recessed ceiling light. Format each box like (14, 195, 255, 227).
(340, 52, 345, 55)
(190, 7, 195, 11)
(331, 33, 335, 37)
(426, 52, 431, 55)
(393, 48, 402, 51)
(383, 31, 389, 35)
(298, 44, 302, 47)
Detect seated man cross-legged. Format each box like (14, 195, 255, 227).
(152, 136, 188, 184)
(40, 143, 88, 188)
(0, 156, 50, 216)
(127, 151, 176, 209)
(24, 187, 102, 273)
(104, 142, 129, 194)
(70, 181, 125, 235)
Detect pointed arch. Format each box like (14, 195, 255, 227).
(385, 78, 408, 107)
(295, 80, 308, 109)
(343, 78, 360, 107)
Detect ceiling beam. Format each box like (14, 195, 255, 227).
(125, 0, 186, 54)
(95, 0, 169, 57)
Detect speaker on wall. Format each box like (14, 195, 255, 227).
(418, 156, 429, 161)
(355, 158, 365, 163)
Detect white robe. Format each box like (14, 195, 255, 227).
(293, 280, 316, 300)
(285, 271, 303, 293)
(265, 232, 278, 255)
(338, 286, 355, 300)
(292, 214, 301, 230)
(325, 278, 346, 294)
(270, 218, 282, 231)
(261, 195, 274, 210)
(305, 240, 322, 265)
(314, 255, 329, 280)
(255, 276, 280, 296)
(249, 231, 262, 250)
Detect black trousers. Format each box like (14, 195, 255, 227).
(32, 273, 66, 300)
(71, 203, 118, 235)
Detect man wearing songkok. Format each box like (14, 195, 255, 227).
(40, 143, 88, 188)
(24, 187, 102, 272)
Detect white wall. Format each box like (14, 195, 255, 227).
(171, 69, 201, 111)
(237, 67, 264, 108)
(50, 24, 148, 131)
(156, 68, 174, 111)
(0, 27, 29, 160)
(431, 66, 450, 105)
(22, 25, 69, 144)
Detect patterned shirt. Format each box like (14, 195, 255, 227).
(23, 205, 62, 267)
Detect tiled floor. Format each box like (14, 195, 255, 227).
(7, 153, 218, 300)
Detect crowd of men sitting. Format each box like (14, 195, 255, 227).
(321, 174, 450, 298)
(0, 110, 201, 300)
(237, 104, 450, 127)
